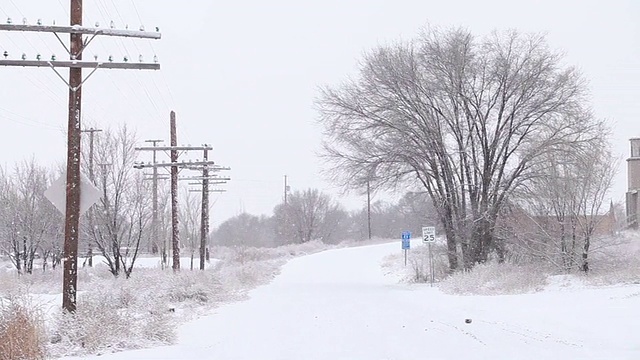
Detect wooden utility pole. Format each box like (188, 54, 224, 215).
(183, 151, 230, 270)
(61, 0, 83, 313)
(170, 111, 180, 271)
(0, 2, 160, 312)
(145, 139, 163, 256)
(81, 127, 101, 267)
(200, 148, 209, 270)
(284, 175, 288, 205)
(367, 180, 372, 240)
(81, 128, 102, 182)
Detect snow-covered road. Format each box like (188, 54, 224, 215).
(67, 241, 640, 360)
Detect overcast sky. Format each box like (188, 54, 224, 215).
(0, 0, 638, 228)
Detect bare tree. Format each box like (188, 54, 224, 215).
(0, 160, 62, 274)
(274, 188, 340, 244)
(501, 122, 617, 272)
(179, 189, 200, 270)
(87, 125, 151, 278)
(213, 213, 274, 248)
(317, 27, 600, 270)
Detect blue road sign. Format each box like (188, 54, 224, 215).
(401, 231, 411, 249)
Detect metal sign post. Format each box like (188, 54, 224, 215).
(422, 226, 436, 287)
(401, 231, 411, 266)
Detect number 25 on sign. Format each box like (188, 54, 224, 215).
(422, 226, 436, 243)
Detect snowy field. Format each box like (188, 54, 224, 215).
(59, 240, 640, 360)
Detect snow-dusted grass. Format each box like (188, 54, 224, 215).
(381, 230, 640, 296)
(62, 240, 640, 360)
(0, 238, 386, 358)
(381, 240, 450, 284)
(0, 295, 48, 360)
(582, 231, 640, 286)
(439, 262, 549, 295)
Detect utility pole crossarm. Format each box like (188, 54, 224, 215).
(0, 24, 161, 39)
(187, 181, 228, 185)
(183, 165, 231, 172)
(134, 160, 218, 169)
(0, 60, 160, 70)
(135, 145, 212, 151)
(179, 176, 231, 181)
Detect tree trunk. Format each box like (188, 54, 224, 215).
(581, 235, 590, 273)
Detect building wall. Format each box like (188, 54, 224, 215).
(626, 192, 638, 229)
(626, 139, 640, 228)
(628, 159, 640, 191)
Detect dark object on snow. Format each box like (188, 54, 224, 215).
(465, 318, 472, 324)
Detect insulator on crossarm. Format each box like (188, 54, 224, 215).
(155, 26, 160, 32)
(36, 54, 41, 61)
(108, 55, 113, 62)
(123, 55, 129, 62)
(138, 54, 143, 62)
(110, 20, 115, 29)
(51, 54, 56, 61)
(22, 17, 27, 25)
(6, 17, 12, 24)
(94, 54, 98, 61)
(3, 51, 8, 59)
(21, 53, 26, 60)
(139, 25, 145, 31)
(125, 24, 129, 30)
(37, 19, 42, 25)
(153, 55, 158, 63)
(95, 21, 100, 28)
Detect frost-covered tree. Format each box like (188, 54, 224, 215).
(273, 188, 342, 244)
(179, 189, 200, 270)
(86, 125, 151, 277)
(213, 213, 274, 247)
(317, 27, 604, 270)
(504, 122, 617, 272)
(0, 160, 62, 274)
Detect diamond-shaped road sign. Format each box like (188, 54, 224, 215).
(44, 172, 102, 216)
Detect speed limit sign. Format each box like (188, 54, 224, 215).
(422, 226, 436, 243)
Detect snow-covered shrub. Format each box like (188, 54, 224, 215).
(164, 270, 222, 304)
(0, 295, 47, 360)
(380, 243, 449, 284)
(407, 244, 449, 283)
(439, 262, 549, 295)
(583, 231, 640, 285)
(49, 285, 176, 357)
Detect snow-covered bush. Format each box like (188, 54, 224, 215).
(408, 244, 449, 283)
(0, 295, 47, 360)
(439, 262, 549, 295)
(582, 231, 640, 285)
(49, 280, 176, 357)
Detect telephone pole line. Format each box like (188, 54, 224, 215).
(145, 139, 163, 258)
(81, 127, 101, 267)
(183, 150, 230, 270)
(0, 0, 161, 313)
(134, 115, 222, 271)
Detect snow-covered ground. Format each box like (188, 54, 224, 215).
(61, 240, 640, 360)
